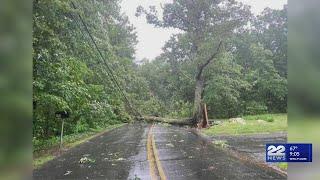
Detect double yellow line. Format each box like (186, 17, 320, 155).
(147, 125, 167, 180)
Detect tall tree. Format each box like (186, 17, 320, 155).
(253, 6, 288, 77)
(137, 0, 251, 125)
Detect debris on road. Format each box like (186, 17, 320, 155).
(115, 157, 125, 161)
(212, 140, 229, 148)
(79, 157, 95, 164)
(166, 143, 175, 147)
(63, 171, 72, 176)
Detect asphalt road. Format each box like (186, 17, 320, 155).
(33, 123, 286, 180)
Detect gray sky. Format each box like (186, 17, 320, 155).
(121, 0, 287, 61)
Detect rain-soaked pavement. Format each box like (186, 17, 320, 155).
(33, 123, 287, 179)
(211, 132, 287, 163)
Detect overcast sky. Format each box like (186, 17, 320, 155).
(121, 0, 288, 61)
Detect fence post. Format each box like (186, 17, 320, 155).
(60, 119, 65, 150)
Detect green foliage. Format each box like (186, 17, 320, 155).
(139, 97, 164, 117)
(137, 1, 287, 119)
(276, 163, 288, 171)
(265, 116, 275, 123)
(33, 0, 147, 145)
(204, 52, 250, 118)
(168, 101, 193, 118)
(245, 101, 268, 115)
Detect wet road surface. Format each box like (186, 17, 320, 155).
(33, 123, 286, 179)
(211, 132, 287, 163)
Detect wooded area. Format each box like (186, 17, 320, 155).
(33, 0, 287, 147)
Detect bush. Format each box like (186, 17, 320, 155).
(245, 101, 268, 115)
(265, 116, 275, 122)
(74, 119, 90, 133)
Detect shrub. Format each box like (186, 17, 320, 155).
(265, 116, 275, 122)
(245, 101, 268, 115)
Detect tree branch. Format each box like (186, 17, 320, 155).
(196, 41, 223, 79)
(171, 9, 195, 31)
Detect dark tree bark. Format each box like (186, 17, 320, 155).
(191, 41, 223, 126)
(192, 74, 205, 125)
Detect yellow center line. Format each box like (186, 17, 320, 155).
(147, 125, 157, 180)
(147, 124, 167, 180)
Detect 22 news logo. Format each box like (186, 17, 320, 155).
(266, 144, 286, 162)
(266, 143, 312, 162)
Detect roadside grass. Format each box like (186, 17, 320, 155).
(276, 162, 288, 171)
(33, 123, 125, 169)
(203, 114, 287, 136)
(243, 114, 276, 122)
(34, 155, 55, 168)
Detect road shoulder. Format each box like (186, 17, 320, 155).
(193, 128, 288, 176)
(33, 123, 126, 169)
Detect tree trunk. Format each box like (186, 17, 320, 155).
(191, 42, 223, 126)
(192, 75, 205, 125)
(136, 116, 193, 126)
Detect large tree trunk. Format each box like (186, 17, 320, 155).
(137, 116, 193, 126)
(191, 41, 223, 126)
(192, 75, 205, 125)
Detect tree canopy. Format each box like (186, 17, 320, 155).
(137, 1, 287, 119)
(33, 0, 287, 142)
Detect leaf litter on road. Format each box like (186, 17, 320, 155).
(79, 157, 95, 164)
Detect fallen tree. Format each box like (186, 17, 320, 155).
(136, 103, 211, 128)
(136, 116, 193, 126)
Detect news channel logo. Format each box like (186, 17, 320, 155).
(266, 143, 312, 162)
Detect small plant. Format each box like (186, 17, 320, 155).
(265, 116, 274, 122)
(276, 162, 288, 170)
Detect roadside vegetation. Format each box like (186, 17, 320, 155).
(33, 0, 153, 159)
(203, 114, 287, 135)
(34, 124, 124, 168)
(276, 162, 288, 171)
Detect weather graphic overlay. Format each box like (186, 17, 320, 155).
(266, 144, 312, 162)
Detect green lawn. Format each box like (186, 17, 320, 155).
(203, 114, 287, 136)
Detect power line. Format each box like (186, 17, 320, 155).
(70, 1, 142, 117)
